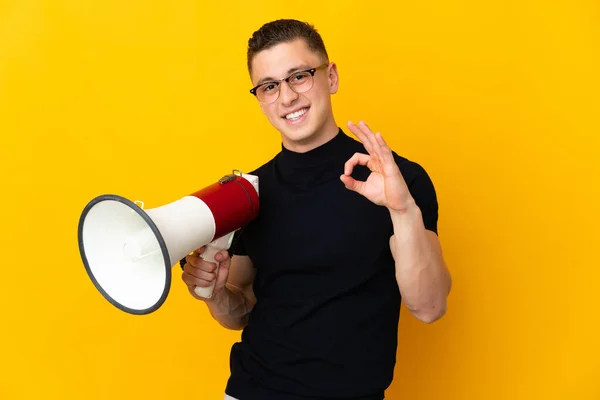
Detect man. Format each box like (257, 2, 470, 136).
(181, 19, 452, 400)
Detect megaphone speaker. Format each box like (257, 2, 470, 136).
(77, 170, 259, 315)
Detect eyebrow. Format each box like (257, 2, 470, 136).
(256, 65, 312, 86)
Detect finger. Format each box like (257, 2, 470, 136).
(374, 131, 391, 156)
(182, 273, 212, 289)
(184, 263, 217, 281)
(185, 255, 216, 272)
(215, 255, 231, 288)
(343, 152, 371, 175)
(181, 270, 214, 289)
(185, 253, 219, 271)
(347, 120, 375, 155)
(374, 132, 399, 175)
(212, 250, 231, 286)
(185, 255, 218, 274)
(358, 121, 383, 159)
(191, 246, 206, 257)
(214, 250, 230, 264)
(340, 174, 366, 194)
(353, 120, 384, 163)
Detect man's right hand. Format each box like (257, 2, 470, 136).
(180, 248, 256, 330)
(181, 247, 231, 301)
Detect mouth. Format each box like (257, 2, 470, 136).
(282, 107, 309, 123)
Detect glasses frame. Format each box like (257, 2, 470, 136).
(249, 63, 330, 104)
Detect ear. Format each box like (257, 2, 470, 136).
(327, 62, 339, 94)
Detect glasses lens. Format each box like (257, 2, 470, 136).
(289, 71, 313, 93)
(254, 70, 315, 103)
(256, 82, 280, 103)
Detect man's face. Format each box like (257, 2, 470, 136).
(249, 38, 339, 149)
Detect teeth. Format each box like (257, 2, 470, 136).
(285, 108, 308, 120)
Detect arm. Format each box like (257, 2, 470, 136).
(206, 254, 257, 330)
(182, 251, 257, 331)
(341, 120, 451, 324)
(389, 201, 451, 323)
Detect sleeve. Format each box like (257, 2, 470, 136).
(228, 227, 247, 257)
(402, 160, 439, 235)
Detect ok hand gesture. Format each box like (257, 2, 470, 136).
(340, 121, 413, 213)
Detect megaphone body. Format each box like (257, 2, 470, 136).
(78, 170, 259, 315)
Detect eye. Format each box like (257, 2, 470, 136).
(291, 72, 310, 83)
(260, 83, 277, 93)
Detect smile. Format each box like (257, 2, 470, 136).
(284, 107, 309, 120)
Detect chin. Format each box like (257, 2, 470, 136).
(281, 126, 315, 142)
(275, 109, 323, 147)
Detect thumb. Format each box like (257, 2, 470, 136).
(340, 174, 365, 194)
(214, 250, 231, 289)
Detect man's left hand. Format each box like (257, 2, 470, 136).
(341, 120, 414, 213)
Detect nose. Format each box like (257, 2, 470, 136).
(278, 81, 299, 106)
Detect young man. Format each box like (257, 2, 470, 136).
(181, 19, 452, 400)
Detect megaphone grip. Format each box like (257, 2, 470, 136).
(194, 245, 220, 299)
(193, 231, 236, 299)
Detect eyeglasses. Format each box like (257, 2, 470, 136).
(249, 63, 329, 104)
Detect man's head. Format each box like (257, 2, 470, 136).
(247, 19, 340, 152)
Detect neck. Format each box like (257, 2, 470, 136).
(281, 114, 339, 153)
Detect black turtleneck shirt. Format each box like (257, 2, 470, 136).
(224, 128, 439, 400)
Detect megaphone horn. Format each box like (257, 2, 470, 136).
(77, 170, 259, 315)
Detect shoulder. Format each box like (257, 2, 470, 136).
(243, 153, 278, 178)
(392, 152, 439, 233)
(237, 153, 282, 201)
(392, 153, 435, 189)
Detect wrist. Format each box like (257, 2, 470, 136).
(203, 286, 231, 314)
(389, 198, 421, 226)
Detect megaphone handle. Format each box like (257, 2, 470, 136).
(194, 231, 236, 299)
(194, 245, 220, 299)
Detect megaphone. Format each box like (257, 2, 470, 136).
(77, 170, 259, 315)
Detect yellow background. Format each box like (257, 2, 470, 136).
(1, 0, 599, 399)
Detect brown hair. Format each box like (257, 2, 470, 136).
(247, 19, 329, 75)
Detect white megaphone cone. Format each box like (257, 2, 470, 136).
(77, 170, 259, 315)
